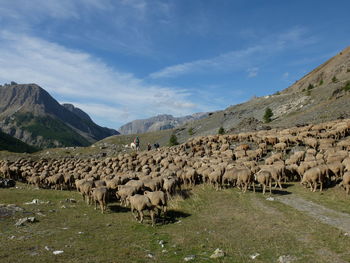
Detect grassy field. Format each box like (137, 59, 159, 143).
(1, 183, 350, 263)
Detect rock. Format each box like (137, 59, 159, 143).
(210, 248, 225, 259)
(15, 217, 37, 226)
(146, 253, 154, 258)
(64, 198, 77, 203)
(158, 240, 165, 247)
(266, 197, 275, 201)
(278, 255, 297, 263)
(250, 253, 260, 259)
(184, 255, 196, 261)
(53, 250, 64, 255)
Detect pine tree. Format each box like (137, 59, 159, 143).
(169, 134, 179, 146)
(218, 127, 225, 135)
(263, 108, 273, 123)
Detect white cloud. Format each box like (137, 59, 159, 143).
(0, 31, 199, 128)
(149, 27, 318, 79)
(247, 67, 259, 78)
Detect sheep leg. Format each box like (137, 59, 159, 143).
(262, 184, 266, 195)
(139, 211, 144, 223)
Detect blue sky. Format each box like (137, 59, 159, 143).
(0, 0, 349, 129)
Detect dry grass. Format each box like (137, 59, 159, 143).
(1, 183, 350, 262)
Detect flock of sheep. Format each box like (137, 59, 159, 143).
(1, 119, 350, 225)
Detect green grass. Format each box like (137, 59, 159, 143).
(1, 183, 350, 262)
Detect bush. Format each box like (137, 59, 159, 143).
(343, 81, 350, 92)
(188, 127, 194, 136)
(307, 84, 314, 90)
(263, 108, 273, 123)
(319, 79, 323, 86)
(218, 127, 225, 135)
(306, 90, 311, 96)
(332, 76, 338, 83)
(169, 134, 179, 146)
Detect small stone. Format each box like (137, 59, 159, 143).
(146, 253, 154, 258)
(78, 232, 84, 234)
(278, 255, 297, 263)
(184, 255, 196, 261)
(162, 249, 168, 253)
(44, 246, 51, 251)
(266, 197, 275, 201)
(9, 235, 16, 239)
(53, 250, 64, 255)
(250, 253, 260, 259)
(158, 240, 165, 247)
(210, 248, 225, 259)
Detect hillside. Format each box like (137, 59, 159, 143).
(0, 129, 38, 153)
(119, 113, 208, 135)
(0, 84, 119, 148)
(94, 46, 350, 150)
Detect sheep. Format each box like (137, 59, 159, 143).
(80, 181, 94, 204)
(91, 187, 108, 213)
(339, 172, 350, 194)
(116, 185, 138, 206)
(126, 194, 155, 226)
(254, 170, 272, 195)
(236, 168, 254, 193)
(301, 167, 327, 192)
(144, 191, 167, 216)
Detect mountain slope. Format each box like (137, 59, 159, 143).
(0, 129, 38, 153)
(173, 46, 350, 139)
(119, 113, 208, 135)
(0, 84, 119, 148)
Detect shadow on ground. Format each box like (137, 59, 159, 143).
(156, 209, 191, 225)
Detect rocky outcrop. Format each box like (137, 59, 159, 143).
(119, 113, 208, 135)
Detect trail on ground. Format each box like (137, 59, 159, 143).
(276, 195, 350, 233)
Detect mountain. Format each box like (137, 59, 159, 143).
(172, 46, 350, 139)
(0, 84, 119, 148)
(118, 113, 209, 135)
(0, 129, 38, 153)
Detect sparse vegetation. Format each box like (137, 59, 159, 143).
(306, 90, 311, 96)
(307, 83, 314, 90)
(188, 127, 194, 136)
(273, 91, 280, 95)
(319, 79, 323, 85)
(168, 134, 179, 146)
(342, 81, 350, 92)
(332, 76, 338, 83)
(347, 68, 350, 73)
(218, 126, 225, 135)
(263, 107, 273, 123)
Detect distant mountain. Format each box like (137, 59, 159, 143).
(0, 129, 38, 153)
(0, 83, 119, 148)
(119, 113, 209, 135)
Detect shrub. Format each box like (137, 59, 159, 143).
(169, 134, 179, 146)
(319, 79, 323, 86)
(343, 81, 350, 92)
(188, 127, 194, 136)
(218, 127, 225, 135)
(332, 76, 338, 83)
(307, 84, 314, 90)
(306, 90, 311, 96)
(263, 108, 273, 123)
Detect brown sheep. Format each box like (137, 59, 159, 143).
(301, 167, 327, 192)
(339, 172, 350, 194)
(91, 187, 108, 213)
(144, 191, 167, 216)
(126, 194, 155, 226)
(254, 170, 272, 195)
(236, 168, 254, 193)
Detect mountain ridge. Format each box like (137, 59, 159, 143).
(0, 83, 119, 148)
